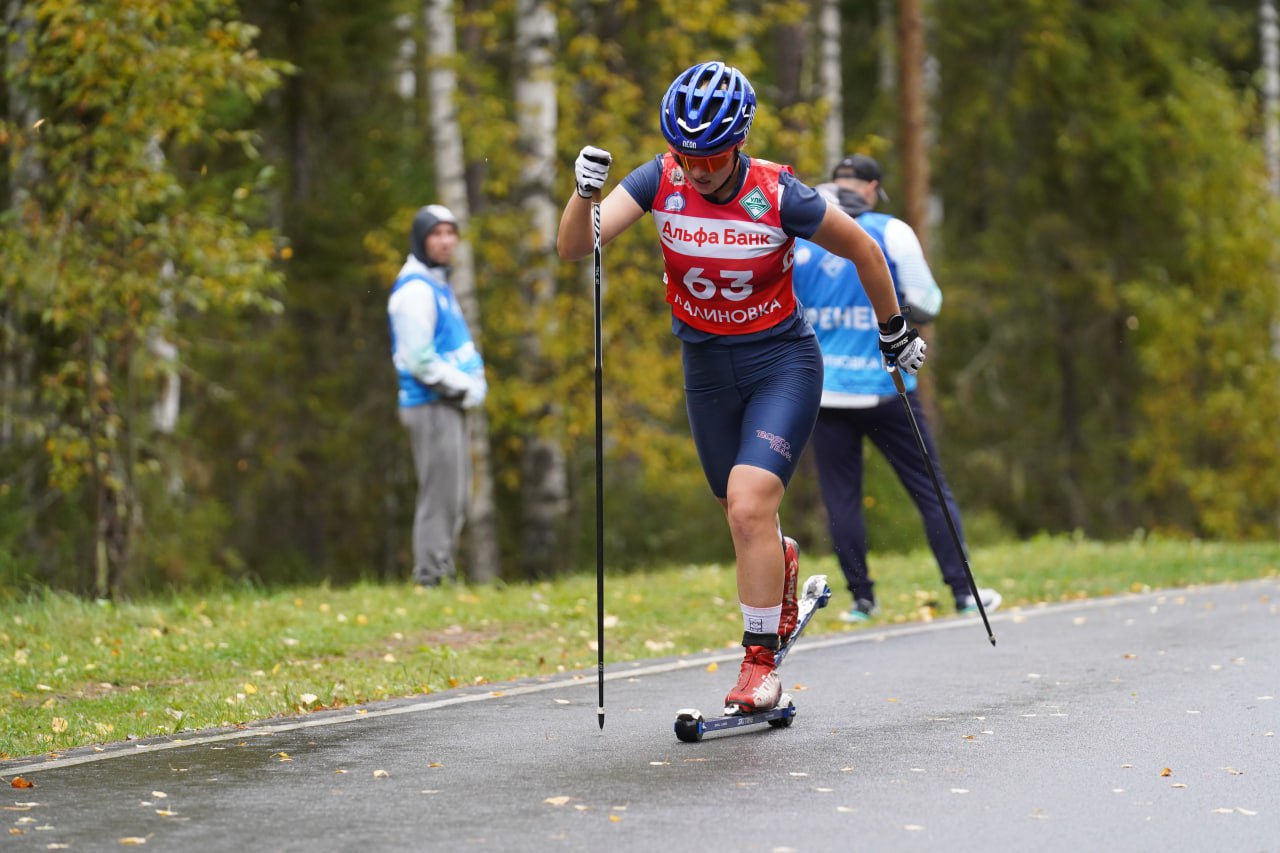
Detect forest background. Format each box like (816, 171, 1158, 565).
(3, 0, 1279, 598)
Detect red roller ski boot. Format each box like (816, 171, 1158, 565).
(724, 633, 781, 715)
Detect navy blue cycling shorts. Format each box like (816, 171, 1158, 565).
(682, 333, 824, 499)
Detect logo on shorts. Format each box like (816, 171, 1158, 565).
(663, 192, 686, 212)
(740, 187, 771, 221)
(756, 429, 793, 462)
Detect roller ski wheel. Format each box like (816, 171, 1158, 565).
(673, 696, 797, 742)
(767, 694, 796, 729)
(674, 708, 705, 743)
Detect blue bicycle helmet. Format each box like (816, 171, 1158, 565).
(660, 61, 757, 155)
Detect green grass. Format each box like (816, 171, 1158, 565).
(2, 534, 1277, 762)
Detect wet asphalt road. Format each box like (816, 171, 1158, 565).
(3, 578, 1278, 853)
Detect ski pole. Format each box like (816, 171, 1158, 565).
(592, 193, 607, 727)
(888, 367, 996, 646)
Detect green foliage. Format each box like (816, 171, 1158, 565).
(1, 0, 286, 592)
(6, 1, 1279, 595)
(932, 0, 1280, 540)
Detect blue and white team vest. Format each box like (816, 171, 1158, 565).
(389, 271, 483, 407)
(791, 229, 916, 399)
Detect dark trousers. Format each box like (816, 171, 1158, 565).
(810, 392, 968, 606)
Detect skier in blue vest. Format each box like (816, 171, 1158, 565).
(388, 204, 487, 587)
(791, 155, 1001, 621)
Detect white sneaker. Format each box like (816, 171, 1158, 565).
(958, 588, 1002, 614)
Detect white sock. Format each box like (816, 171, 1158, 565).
(741, 603, 782, 636)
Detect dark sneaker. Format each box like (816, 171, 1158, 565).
(839, 597, 878, 623)
(958, 588, 1002, 615)
(723, 645, 781, 714)
(778, 537, 800, 643)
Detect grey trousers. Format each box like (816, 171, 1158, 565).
(399, 402, 469, 585)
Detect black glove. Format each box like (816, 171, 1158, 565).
(878, 314, 927, 374)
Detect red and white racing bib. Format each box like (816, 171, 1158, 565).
(651, 155, 797, 336)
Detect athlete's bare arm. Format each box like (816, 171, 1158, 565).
(556, 188, 646, 261)
(809, 203, 902, 324)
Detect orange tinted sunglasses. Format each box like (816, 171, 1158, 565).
(669, 146, 737, 173)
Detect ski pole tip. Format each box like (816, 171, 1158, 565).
(989, 635, 997, 647)
(597, 709, 605, 729)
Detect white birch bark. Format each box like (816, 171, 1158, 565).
(514, 0, 569, 576)
(1263, 0, 1280, 196)
(819, 0, 843, 171)
(424, 0, 500, 581)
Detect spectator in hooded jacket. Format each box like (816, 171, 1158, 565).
(388, 204, 486, 586)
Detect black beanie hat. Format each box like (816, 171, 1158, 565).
(409, 204, 458, 264)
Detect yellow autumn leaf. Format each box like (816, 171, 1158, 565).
(243, 683, 257, 695)
(706, 662, 718, 673)
(372, 769, 390, 778)
(544, 796, 571, 806)
(50, 717, 67, 733)
(1160, 767, 1173, 777)
(118, 837, 148, 845)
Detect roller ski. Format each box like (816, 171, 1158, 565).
(674, 538, 831, 743)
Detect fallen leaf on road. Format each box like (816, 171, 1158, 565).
(544, 796, 571, 807)
(372, 770, 389, 778)
(10, 777, 34, 789)
(706, 662, 718, 673)
(1160, 768, 1172, 777)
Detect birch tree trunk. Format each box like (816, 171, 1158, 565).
(514, 0, 569, 576)
(1263, 0, 1280, 196)
(1262, 0, 1280, 516)
(819, 0, 843, 171)
(424, 0, 500, 582)
(3, 0, 38, 453)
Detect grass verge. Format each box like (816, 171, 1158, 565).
(2, 534, 1277, 762)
